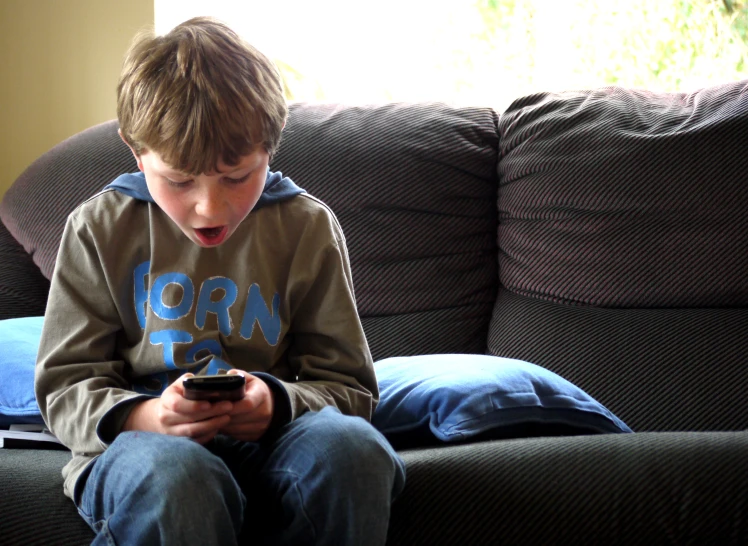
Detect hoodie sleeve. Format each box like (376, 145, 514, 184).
(276, 203, 378, 422)
(34, 210, 145, 453)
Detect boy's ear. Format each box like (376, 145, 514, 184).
(118, 129, 145, 172)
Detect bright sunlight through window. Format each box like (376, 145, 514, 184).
(156, 0, 748, 111)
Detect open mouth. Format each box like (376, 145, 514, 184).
(195, 226, 228, 246)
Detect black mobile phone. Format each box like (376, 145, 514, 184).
(183, 374, 246, 402)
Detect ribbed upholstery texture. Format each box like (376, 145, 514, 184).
(2, 92, 747, 545)
(489, 80, 748, 432)
(1, 103, 499, 361)
(489, 288, 748, 432)
(5, 432, 747, 546)
(0, 450, 91, 545)
(387, 432, 748, 545)
(0, 121, 137, 281)
(0, 219, 49, 319)
(497, 80, 748, 307)
(271, 103, 499, 360)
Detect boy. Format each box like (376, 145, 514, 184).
(35, 16, 405, 546)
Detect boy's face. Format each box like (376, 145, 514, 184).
(123, 138, 269, 248)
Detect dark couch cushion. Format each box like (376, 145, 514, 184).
(489, 288, 748, 432)
(388, 431, 748, 545)
(0, 121, 137, 282)
(0, 103, 499, 360)
(272, 103, 499, 359)
(497, 80, 748, 307)
(0, 219, 49, 320)
(490, 80, 748, 432)
(0, 449, 92, 545)
(4, 432, 748, 546)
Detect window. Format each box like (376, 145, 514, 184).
(156, 0, 748, 111)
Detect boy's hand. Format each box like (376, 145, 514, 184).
(218, 369, 275, 442)
(123, 373, 234, 444)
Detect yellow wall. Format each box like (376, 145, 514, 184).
(0, 0, 154, 199)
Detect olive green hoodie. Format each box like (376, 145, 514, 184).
(35, 171, 376, 499)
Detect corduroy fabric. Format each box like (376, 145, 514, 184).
(0, 103, 499, 360)
(497, 80, 748, 308)
(488, 287, 748, 432)
(5, 432, 747, 546)
(387, 431, 748, 545)
(0, 449, 91, 545)
(0, 121, 137, 280)
(489, 80, 748, 434)
(0, 219, 49, 319)
(3, 93, 747, 546)
(271, 103, 500, 360)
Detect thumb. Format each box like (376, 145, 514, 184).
(173, 372, 194, 395)
(226, 368, 252, 392)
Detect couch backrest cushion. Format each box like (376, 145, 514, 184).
(0, 103, 499, 361)
(497, 81, 748, 307)
(267, 103, 499, 360)
(489, 80, 748, 432)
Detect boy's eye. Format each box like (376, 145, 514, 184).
(225, 173, 251, 185)
(167, 178, 192, 188)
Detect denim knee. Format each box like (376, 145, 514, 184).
(100, 431, 240, 493)
(252, 407, 406, 545)
(287, 407, 406, 495)
(80, 431, 246, 545)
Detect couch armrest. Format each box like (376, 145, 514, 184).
(0, 219, 49, 319)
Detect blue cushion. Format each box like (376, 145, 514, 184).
(0, 317, 45, 425)
(0, 321, 633, 440)
(372, 354, 632, 448)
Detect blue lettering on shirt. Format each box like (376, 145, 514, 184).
(133, 262, 282, 373)
(134, 260, 150, 328)
(195, 277, 238, 336)
(150, 329, 193, 370)
(185, 338, 223, 363)
(151, 272, 194, 320)
(205, 357, 233, 375)
(240, 283, 281, 345)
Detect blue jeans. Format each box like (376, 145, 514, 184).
(74, 407, 406, 546)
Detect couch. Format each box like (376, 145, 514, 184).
(1, 79, 747, 545)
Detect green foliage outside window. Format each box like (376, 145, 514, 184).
(277, 0, 748, 109)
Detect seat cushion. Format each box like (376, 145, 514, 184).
(388, 431, 748, 545)
(5, 431, 748, 546)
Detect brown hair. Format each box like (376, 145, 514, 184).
(117, 16, 287, 174)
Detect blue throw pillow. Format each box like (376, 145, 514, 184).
(0, 316, 46, 425)
(372, 354, 632, 449)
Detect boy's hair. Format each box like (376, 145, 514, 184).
(117, 16, 287, 174)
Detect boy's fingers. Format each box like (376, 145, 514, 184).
(176, 413, 231, 438)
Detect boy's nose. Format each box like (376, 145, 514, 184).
(194, 187, 223, 220)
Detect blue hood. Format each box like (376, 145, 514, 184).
(105, 169, 305, 210)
